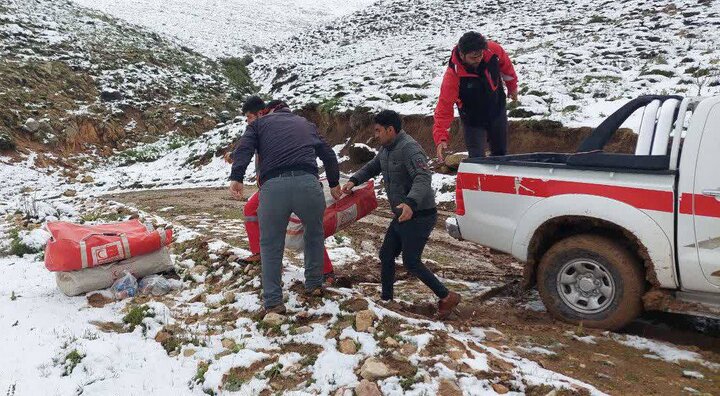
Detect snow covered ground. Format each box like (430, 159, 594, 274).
(2, 156, 718, 394)
(69, 0, 378, 58)
(2, 0, 720, 394)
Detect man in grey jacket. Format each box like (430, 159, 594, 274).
(230, 100, 341, 314)
(341, 110, 461, 319)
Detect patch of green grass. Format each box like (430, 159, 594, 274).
(642, 69, 675, 77)
(400, 374, 420, 390)
(403, 82, 431, 89)
(0, 132, 15, 151)
(194, 361, 210, 384)
(219, 57, 256, 95)
(517, 119, 564, 131)
(508, 108, 538, 118)
(574, 322, 586, 337)
(527, 90, 548, 97)
(507, 101, 521, 110)
(390, 93, 426, 103)
(5, 228, 41, 257)
(167, 135, 191, 150)
(583, 75, 622, 84)
(263, 363, 283, 380)
(161, 335, 183, 354)
(318, 97, 342, 114)
(562, 104, 580, 113)
(588, 15, 610, 23)
(63, 350, 84, 376)
(81, 210, 124, 223)
(123, 305, 154, 331)
(333, 232, 348, 245)
(257, 321, 283, 334)
(118, 145, 165, 165)
(300, 355, 317, 367)
(223, 372, 245, 392)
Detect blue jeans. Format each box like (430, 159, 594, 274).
(257, 172, 326, 308)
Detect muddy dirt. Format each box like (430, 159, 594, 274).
(105, 187, 720, 396)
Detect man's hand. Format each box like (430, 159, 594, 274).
(224, 152, 233, 164)
(509, 91, 518, 101)
(436, 141, 448, 163)
(341, 181, 356, 195)
(229, 181, 243, 200)
(330, 185, 342, 201)
(396, 203, 413, 223)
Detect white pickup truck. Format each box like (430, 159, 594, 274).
(446, 95, 720, 330)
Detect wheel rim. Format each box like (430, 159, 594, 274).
(556, 258, 615, 314)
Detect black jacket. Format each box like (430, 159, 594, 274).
(230, 108, 340, 187)
(350, 131, 436, 215)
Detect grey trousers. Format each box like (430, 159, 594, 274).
(257, 172, 326, 308)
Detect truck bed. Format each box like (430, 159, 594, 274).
(465, 151, 674, 174)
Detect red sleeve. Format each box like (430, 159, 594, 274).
(495, 43, 518, 95)
(433, 67, 459, 146)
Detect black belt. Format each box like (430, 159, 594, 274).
(264, 169, 313, 182)
(276, 170, 310, 178)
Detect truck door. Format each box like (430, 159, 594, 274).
(690, 102, 720, 288)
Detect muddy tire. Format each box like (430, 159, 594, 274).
(537, 234, 645, 330)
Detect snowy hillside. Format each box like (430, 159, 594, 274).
(2, 1, 720, 395)
(252, 0, 720, 126)
(69, 0, 378, 58)
(0, 0, 245, 155)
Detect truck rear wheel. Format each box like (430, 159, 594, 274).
(537, 234, 645, 330)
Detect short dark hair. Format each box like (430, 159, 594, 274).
(458, 31, 488, 54)
(241, 95, 266, 114)
(374, 110, 402, 134)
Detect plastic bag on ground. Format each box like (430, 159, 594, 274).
(55, 248, 174, 296)
(138, 275, 180, 296)
(111, 271, 138, 300)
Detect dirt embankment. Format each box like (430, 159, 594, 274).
(297, 105, 638, 158)
(1, 61, 234, 160)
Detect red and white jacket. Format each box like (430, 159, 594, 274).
(433, 42, 518, 145)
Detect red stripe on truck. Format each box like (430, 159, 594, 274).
(456, 172, 674, 213)
(680, 193, 720, 218)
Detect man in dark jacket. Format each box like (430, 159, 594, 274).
(434, 31, 519, 161)
(341, 110, 461, 319)
(230, 99, 341, 314)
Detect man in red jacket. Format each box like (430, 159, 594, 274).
(434, 32, 518, 161)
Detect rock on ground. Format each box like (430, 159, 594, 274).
(262, 312, 286, 326)
(355, 379, 382, 396)
(360, 357, 394, 381)
(355, 309, 375, 332)
(438, 378, 463, 396)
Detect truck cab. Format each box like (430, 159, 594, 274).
(447, 95, 720, 329)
